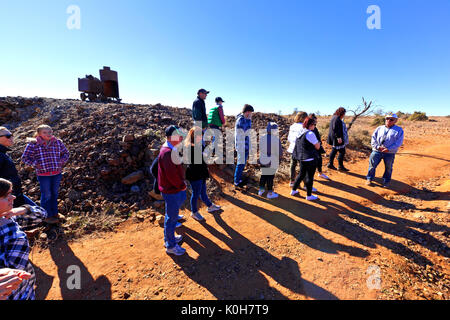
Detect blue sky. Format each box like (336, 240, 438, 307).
(0, 0, 449, 115)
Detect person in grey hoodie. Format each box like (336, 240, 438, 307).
(258, 122, 283, 199)
(366, 113, 404, 187)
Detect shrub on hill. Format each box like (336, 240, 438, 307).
(408, 111, 428, 121)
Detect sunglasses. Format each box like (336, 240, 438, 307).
(0, 134, 12, 139)
(386, 118, 395, 121)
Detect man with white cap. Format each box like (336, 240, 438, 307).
(366, 112, 404, 187)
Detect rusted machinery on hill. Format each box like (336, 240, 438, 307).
(78, 66, 121, 103)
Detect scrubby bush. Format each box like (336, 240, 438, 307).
(319, 122, 330, 132)
(396, 111, 410, 119)
(408, 111, 428, 121)
(371, 116, 385, 126)
(348, 129, 372, 152)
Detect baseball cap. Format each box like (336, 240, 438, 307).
(165, 125, 186, 137)
(385, 112, 398, 119)
(267, 122, 278, 132)
(215, 97, 225, 103)
(197, 89, 210, 95)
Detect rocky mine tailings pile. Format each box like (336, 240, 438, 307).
(0, 96, 45, 124)
(2, 97, 291, 236)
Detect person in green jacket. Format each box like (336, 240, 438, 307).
(207, 97, 226, 145)
(208, 97, 226, 129)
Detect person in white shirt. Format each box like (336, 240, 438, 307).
(287, 112, 308, 186)
(290, 117, 321, 201)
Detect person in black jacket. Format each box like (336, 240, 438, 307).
(148, 156, 163, 200)
(326, 107, 349, 172)
(0, 127, 36, 207)
(192, 89, 209, 129)
(184, 127, 221, 221)
(308, 114, 330, 180)
(291, 117, 321, 201)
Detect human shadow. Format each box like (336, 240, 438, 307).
(33, 263, 54, 300)
(396, 152, 450, 163)
(170, 220, 338, 300)
(315, 178, 449, 232)
(223, 193, 369, 258)
(318, 191, 450, 262)
(248, 187, 446, 266)
(48, 237, 112, 300)
(342, 170, 422, 195)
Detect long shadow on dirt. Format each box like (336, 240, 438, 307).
(34, 263, 54, 300)
(225, 192, 369, 258)
(169, 215, 338, 300)
(247, 180, 448, 265)
(46, 238, 112, 300)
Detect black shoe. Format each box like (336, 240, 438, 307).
(327, 164, 337, 170)
(338, 167, 350, 172)
(44, 217, 60, 225)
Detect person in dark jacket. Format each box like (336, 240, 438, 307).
(184, 127, 221, 222)
(148, 156, 163, 200)
(308, 114, 330, 180)
(192, 89, 209, 129)
(291, 117, 321, 201)
(0, 127, 36, 208)
(158, 125, 188, 256)
(327, 107, 349, 172)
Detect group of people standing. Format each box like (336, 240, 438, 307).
(0, 89, 405, 298)
(156, 89, 404, 256)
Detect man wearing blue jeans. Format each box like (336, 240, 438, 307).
(234, 104, 254, 187)
(36, 173, 62, 217)
(366, 113, 404, 187)
(158, 125, 188, 256)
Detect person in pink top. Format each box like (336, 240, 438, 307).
(21, 125, 69, 224)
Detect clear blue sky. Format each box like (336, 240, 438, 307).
(1, 0, 449, 115)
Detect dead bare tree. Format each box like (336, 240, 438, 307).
(347, 97, 377, 132)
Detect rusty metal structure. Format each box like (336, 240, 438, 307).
(78, 66, 121, 103)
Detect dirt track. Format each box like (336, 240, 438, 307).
(30, 132, 450, 300)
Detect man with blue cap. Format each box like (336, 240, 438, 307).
(366, 112, 404, 187)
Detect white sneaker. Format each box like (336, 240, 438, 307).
(302, 186, 318, 192)
(191, 212, 205, 221)
(318, 173, 330, 180)
(164, 235, 183, 247)
(306, 195, 319, 201)
(267, 192, 279, 199)
(207, 204, 221, 213)
(290, 190, 299, 196)
(177, 215, 184, 220)
(166, 244, 186, 256)
(258, 188, 265, 196)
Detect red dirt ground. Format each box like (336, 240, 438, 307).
(30, 132, 450, 300)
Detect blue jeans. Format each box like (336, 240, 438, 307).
(190, 179, 212, 213)
(234, 149, 249, 185)
(367, 151, 396, 184)
(162, 190, 186, 249)
(37, 174, 62, 217)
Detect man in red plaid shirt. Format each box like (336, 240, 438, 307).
(21, 125, 69, 224)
